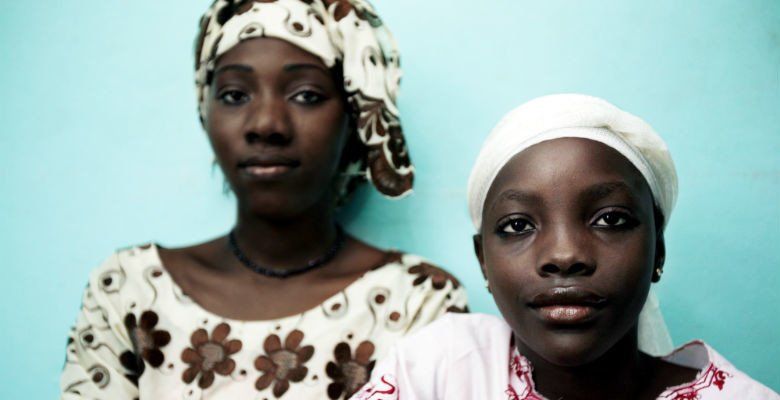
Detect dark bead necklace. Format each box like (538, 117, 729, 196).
(227, 225, 345, 279)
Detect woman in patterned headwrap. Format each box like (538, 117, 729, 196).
(60, 1, 467, 399)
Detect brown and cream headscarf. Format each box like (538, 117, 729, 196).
(195, 0, 414, 198)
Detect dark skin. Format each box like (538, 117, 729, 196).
(158, 38, 386, 321)
(474, 138, 697, 399)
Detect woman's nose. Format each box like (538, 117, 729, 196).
(536, 226, 596, 277)
(244, 96, 292, 145)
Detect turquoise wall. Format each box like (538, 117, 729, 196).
(1, 0, 778, 397)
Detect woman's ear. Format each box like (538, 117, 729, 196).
(473, 234, 485, 274)
(652, 233, 666, 283)
(473, 234, 490, 292)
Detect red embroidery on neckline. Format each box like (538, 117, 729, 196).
(355, 374, 397, 399)
(506, 353, 544, 400)
(660, 363, 731, 400)
(508, 342, 731, 400)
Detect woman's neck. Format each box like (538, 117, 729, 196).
(232, 198, 340, 272)
(517, 329, 658, 400)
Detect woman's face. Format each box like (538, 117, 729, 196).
(476, 138, 660, 366)
(204, 37, 349, 217)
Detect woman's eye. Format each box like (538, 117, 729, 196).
(499, 218, 535, 235)
(593, 211, 633, 227)
(291, 90, 325, 105)
(218, 90, 249, 105)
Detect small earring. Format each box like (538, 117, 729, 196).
(653, 267, 663, 281)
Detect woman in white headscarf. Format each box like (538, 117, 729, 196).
(353, 94, 778, 400)
(60, 1, 466, 399)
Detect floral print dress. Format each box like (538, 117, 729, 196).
(60, 244, 467, 399)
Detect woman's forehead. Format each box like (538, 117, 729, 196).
(485, 138, 653, 208)
(215, 37, 325, 69)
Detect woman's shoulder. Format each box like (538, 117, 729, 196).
(357, 312, 509, 387)
(70, 244, 168, 342)
(367, 251, 464, 291)
(358, 251, 469, 314)
(660, 340, 779, 399)
(95, 242, 163, 270)
(83, 243, 166, 295)
(351, 313, 511, 400)
(394, 313, 509, 354)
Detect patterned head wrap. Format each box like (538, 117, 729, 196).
(195, 0, 414, 198)
(467, 93, 678, 356)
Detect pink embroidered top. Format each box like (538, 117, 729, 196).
(352, 313, 778, 400)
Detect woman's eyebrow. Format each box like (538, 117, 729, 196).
(580, 181, 637, 203)
(283, 63, 330, 75)
(214, 64, 253, 77)
(490, 189, 542, 212)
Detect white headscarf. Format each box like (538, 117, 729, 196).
(467, 93, 678, 355)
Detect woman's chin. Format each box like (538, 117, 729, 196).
(237, 190, 326, 220)
(524, 333, 615, 368)
(247, 200, 306, 220)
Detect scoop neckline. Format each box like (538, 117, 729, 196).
(509, 339, 713, 400)
(146, 242, 402, 325)
(656, 340, 714, 397)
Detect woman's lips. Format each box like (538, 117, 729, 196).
(242, 165, 293, 178)
(528, 286, 606, 325)
(535, 305, 598, 324)
(237, 155, 300, 180)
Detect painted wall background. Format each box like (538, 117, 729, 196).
(1, 0, 778, 397)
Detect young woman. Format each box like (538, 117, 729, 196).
(353, 94, 778, 399)
(60, 1, 466, 399)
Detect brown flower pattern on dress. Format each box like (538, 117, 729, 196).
(326, 341, 376, 399)
(119, 311, 171, 385)
(181, 323, 243, 389)
(254, 329, 314, 397)
(61, 244, 465, 397)
(408, 262, 461, 290)
(125, 311, 171, 367)
(119, 350, 143, 386)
